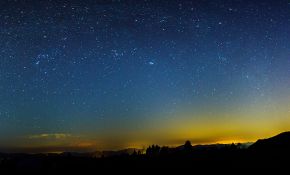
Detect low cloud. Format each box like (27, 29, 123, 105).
(28, 133, 73, 139)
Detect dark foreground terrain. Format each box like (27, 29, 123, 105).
(1, 132, 290, 173)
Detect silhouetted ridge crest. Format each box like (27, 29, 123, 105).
(250, 131, 290, 150)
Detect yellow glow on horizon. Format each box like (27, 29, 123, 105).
(9, 97, 290, 152)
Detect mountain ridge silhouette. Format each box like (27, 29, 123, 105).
(250, 131, 290, 150)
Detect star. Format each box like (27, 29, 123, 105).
(148, 61, 155, 65)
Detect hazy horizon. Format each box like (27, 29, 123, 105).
(0, 131, 281, 153)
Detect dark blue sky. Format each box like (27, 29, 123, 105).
(1, 0, 290, 151)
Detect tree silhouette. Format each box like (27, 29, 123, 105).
(160, 146, 170, 156)
(132, 149, 137, 156)
(184, 140, 192, 152)
(146, 144, 161, 156)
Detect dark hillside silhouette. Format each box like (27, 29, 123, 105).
(249, 131, 290, 151)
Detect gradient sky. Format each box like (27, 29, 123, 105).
(1, 0, 290, 152)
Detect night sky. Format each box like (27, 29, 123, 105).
(1, 0, 290, 152)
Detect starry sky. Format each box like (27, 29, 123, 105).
(1, 0, 290, 152)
